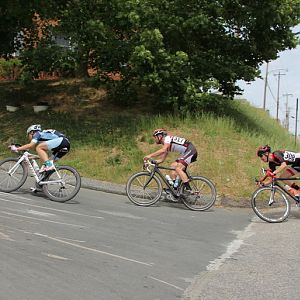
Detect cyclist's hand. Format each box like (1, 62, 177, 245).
(266, 169, 276, 178)
(9, 144, 18, 152)
(255, 179, 265, 187)
(143, 156, 151, 162)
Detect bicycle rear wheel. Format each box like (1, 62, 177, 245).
(181, 176, 216, 211)
(126, 172, 162, 206)
(0, 158, 28, 192)
(251, 186, 290, 223)
(42, 165, 81, 202)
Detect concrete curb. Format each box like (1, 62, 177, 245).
(81, 178, 127, 196)
(80, 177, 250, 208)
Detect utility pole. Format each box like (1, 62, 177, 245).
(274, 70, 287, 122)
(283, 93, 293, 131)
(295, 98, 299, 147)
(263, 62, 269, 110)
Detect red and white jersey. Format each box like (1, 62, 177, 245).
(164, 135, 191, 154)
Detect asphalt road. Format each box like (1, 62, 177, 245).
(0, 184, 252, 300)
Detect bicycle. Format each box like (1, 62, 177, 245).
(0, 145, 81, 202)
(251, 168, 300, 223)
(126, 160, 217, 211)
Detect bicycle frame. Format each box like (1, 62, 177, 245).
(269, 176, 300, 202)
(145, 163, 191, 197)
(9, 151, 64, 186)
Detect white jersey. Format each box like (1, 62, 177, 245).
(164, 135, 191, 154)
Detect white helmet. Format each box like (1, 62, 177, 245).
(26, 124, 42, 135)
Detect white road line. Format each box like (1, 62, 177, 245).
(206, 223, 254, 271)
(0, 214, 40, 224)
(0, 231, 14, 241)
(34, 232, 154, 267)
(0, 211, 84, 228)
(0, 197, 104, 219)
(148, 276, 184, 291)
(97, 210, 145, 220)
(26, 209, 55, 217)
(43, 253, 70, 260)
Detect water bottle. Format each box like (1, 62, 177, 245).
(32, 159, 39, 174)
(165, 175, 174, 186)
(173, 176, 181, 189)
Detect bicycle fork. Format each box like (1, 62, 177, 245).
(268, 189, 276, 206)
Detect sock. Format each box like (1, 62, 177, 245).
(184, 181, 192, 190)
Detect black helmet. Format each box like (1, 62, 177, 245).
(257, 145, 271, 157)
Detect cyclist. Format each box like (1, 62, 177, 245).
(257, 145, 300, 199)
(13, 124, 70, 172)
(143, 128, 198, 191)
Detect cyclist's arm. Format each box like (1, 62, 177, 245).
(16, 141, 36, 151)
(273, 162, 287, 176)
(144, 144, 169, 161)
(156, 152, 168, 164)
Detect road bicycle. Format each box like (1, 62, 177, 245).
(251, 168, 300, 223)
(0, 146, 81, 202)
(126, 160, 217, 211)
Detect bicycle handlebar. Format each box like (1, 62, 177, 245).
(143, 159, 156, 172)
(9, 144, 40, 160)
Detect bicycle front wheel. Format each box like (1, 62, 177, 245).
(0, 158, 28, 192)
(126, 172, 162, 206)
(42, 166, 81, 202)
(181, 176, 217, 211)
(251, 186, 290, 223)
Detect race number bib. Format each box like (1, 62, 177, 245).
(283, 151, 296, 162)
(172, 136, 186, 145)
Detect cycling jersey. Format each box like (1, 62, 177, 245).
(31, 129, 70, 160)
(164, 135, 197, 166)
(269, 150, 300, 171)
(31, 130, 65, 143)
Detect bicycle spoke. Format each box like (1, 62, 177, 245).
(251, 186, 290, 223)
(126, 172, 162, 206)
(181, 176, 216, 211)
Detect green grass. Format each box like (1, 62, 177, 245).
(0, 80, 298, 202)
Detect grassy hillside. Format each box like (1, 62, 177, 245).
(1, 79, 299, 202)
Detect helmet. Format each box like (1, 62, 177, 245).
(257, 145, 271, 157)
(26, 124, 42, 135)
(153, 128, 167, 137)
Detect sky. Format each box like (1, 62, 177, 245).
(237, 25, 300, 135)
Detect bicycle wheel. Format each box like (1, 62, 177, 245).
(126, 172, 162, 206)
(42, 165, 81, 202)
(251, 186, 290, 223)
(0, 158, 28, 192)
(181, 176, 217, 211)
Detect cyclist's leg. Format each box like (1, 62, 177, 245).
(35, 142, 50, 162)
(175, 147, 198, 184)
(51, 138, 70, 162)
(39, 138, 64, 171)
(280, 166, 300, 197)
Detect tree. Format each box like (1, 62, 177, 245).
(4, 0, 300, 110)
(0, 0, 36, 55)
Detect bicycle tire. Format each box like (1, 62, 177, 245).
(0, 158, 28, 192)
(181, 176, 217, 211)
(126, 171, 162, 206)
(251, 186, 290, 223)
(42, 165, 81, 202)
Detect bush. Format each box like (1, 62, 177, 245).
(0, 58, 22, 80)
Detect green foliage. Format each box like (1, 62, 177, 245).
(0, 58, 22, 79)
(2, 0, 300, 111)
(20, 40, 76, 78)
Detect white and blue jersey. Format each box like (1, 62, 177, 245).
(32, 129, 70, 159)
